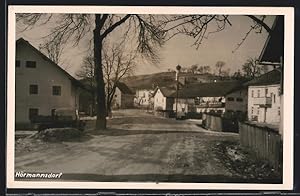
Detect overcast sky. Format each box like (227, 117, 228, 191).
(16, 15, 276, 77)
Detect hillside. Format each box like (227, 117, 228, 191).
(122, 71, 233, 90)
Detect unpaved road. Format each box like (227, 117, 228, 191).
(15, 109, 246, 182)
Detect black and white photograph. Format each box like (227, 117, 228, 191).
(6, 6, 294, 190)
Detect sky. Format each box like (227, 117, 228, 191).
(16, 15, 276, 77)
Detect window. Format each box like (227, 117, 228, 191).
(16, 60, 20, 68)
(236, 98, 243, 102)
(274, 94, 276, 103)
(51, 109, 56, 117)
(26, 61, 36, 68)
(265, 88, 268, 97)
(227, 97, 234, 101)
(52, 86, 61, 96)
(251, 107, 254, 114)
(29, 84, 38, 95)
(278, 107, 280, 116)
(28, 108, 39, 120)
(257, 90, 260, 98)
(251, 90, 254, 98)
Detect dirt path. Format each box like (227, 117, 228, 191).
(15, 109, 243, 182)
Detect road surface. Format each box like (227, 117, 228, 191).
(15, 109, 259, 182)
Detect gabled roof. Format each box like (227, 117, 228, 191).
(153, 86, 176, 98)
(259, 16, 284, 64)
(171, 81, 242, 99)
(16, 38, 85, 88)
(116, 82, 134, 95)
(243, 69, 281, 86)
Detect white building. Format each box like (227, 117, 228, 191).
(134, 89, 154, 107)
(153, 87, 175, 111)
(172, 81, 242, 116)
(246, 69, 281, 125)
(15, 38, 83, 129)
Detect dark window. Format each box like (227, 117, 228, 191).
(51, 109, 56, 117)
(52, 86, 61, 96)
(265, 88, 268, 96)
(257, 90, 260, 98)
(236, 98, 243, 102)
(251, 90, 254, 98)
(26, 61, 36, 68)
(29, 84, 38, 95)
(227, 97, 234, 101)
(274, 94, 276, 103)
(16, 60, 20, 68)
(29, 108, 39, 120)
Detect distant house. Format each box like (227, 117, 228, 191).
(134, 89, 154, 108)
(153, 86, 175, 115)
(112, 82, 135, 109)
(15, 38, 84, 128)
(171, 81, 242, 116)
(245, 69, 281, 125)
(225, 87, 248, 113)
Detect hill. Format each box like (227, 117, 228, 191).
(122, 71, 233, 90)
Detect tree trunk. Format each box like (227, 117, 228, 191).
(94, 14, 107, 129)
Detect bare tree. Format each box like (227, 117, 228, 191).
(102, 42, 136, 116)
(197, 65, 211, 74)
(38, 37, 64, 65)
(190, 64, 198, 74)
(215, 61, 226, 76)
(242, 57, 263, 79)
(17, 13, 274, 129)
(76, 40, 135, 117)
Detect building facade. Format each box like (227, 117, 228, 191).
(112, 82, 135, 109)
(15, 38, 81, 128)
(153, 87, 175, 111)
(225, 88, 248, 113)
(171, 81, 242, 116)
(134, 89, 154, 107)
(248, 84, 281, 125)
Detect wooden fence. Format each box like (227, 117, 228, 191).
(202, 113, 239, 132)
(238, 122, 282, 171)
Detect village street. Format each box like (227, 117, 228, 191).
(15, 109, 278, 183)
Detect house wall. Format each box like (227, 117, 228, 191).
(120, 93, 134, 108)
(248, 84, 281, 125)
(112, 87, 122, 109)
(15, 41, 78, 125)
(225, 89, 248, 112)
(196, 96, 225, 114)
(134, 89, 153, 106)
(153, 89, 174, 111)
(154, 89, 166, 110)
(112, 87, 134, 109)
(173, 98, 195, 113)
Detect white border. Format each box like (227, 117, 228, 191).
(7, 6, 294, 190)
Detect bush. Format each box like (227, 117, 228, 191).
(33, 128, 84, 142)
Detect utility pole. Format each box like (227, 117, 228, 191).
(175, 64, 181, 119)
